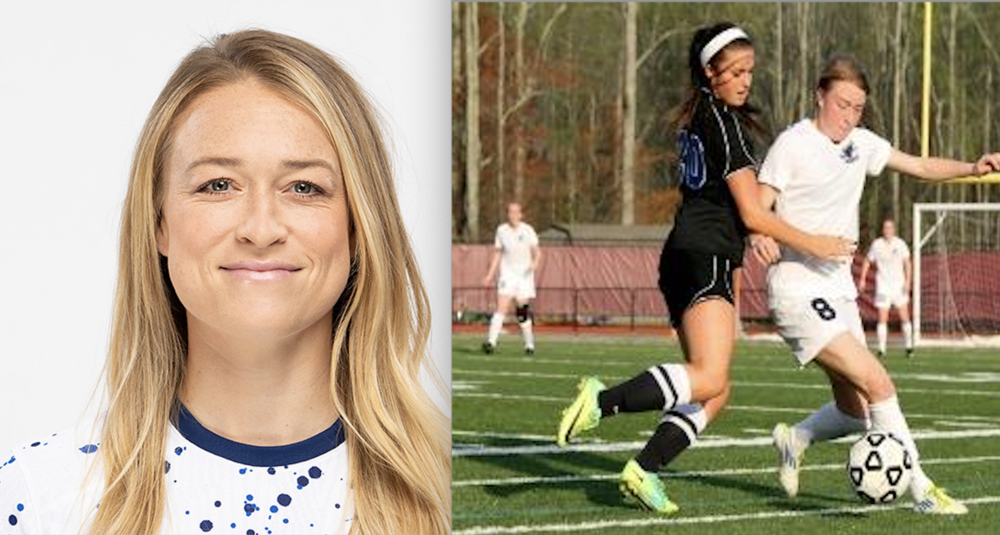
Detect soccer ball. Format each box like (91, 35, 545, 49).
(847, 431, 913, 504)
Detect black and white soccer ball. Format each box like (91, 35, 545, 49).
(847, 431, 913, 504)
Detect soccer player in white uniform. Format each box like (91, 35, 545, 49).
(753, 54, 1000, 515)
(483, 202, 541, 354)
(859, 219, 914, 358)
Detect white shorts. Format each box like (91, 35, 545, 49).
(770, 295, 864, 366)
(498, 274, 536, 300)
(874, 289, 909, 309)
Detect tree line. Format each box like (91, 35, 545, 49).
(453, 2, 1000, 248)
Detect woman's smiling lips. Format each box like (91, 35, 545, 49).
(220, 261, 301, 281)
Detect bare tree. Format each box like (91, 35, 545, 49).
(464, 2, 481, 241)
(621, 2, 638, 225)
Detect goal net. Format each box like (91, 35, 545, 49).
(913, 203, 1000, 346)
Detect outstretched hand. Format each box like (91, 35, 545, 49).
(973, 153, 1000, 175)
(806, 235, 857, 263)
(749, 234, 781, 265)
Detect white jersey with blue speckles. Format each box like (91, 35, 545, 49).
(0, 409, 351, 535)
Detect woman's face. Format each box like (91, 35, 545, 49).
(157, 81, 353, 340)
(706, 45, 755, 107)
(815, 80, 867, 143)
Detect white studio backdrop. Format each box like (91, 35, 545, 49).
(0, 0, 452, 451)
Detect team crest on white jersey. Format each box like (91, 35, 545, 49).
(840, 141, 859, 164)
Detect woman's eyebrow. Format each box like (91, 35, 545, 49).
(280, 159, 338, 174)
(184, 157, 338, 174)
(186, 156, 243, 173)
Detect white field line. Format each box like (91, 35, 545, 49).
(452, 430, 598, 443)
(455, 392, 1000, 424)
(452, 368, 1000, 398)
(453, 496, 1000, 535)
(452, 427, 1000, 457)
(453, 454, 1000, 488)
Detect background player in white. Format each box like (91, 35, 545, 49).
(483, 202, 541, 354)
(859, 219, 914, 358)
(753, 54, 1000, 515)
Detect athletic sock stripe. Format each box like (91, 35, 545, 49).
(662, 410, 698, 437)
(656, 365, 679, 407)
(647, 366, 676, 409)
(661, 411, 699, 443)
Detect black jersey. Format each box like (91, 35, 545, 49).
(666, 91, 757, 263)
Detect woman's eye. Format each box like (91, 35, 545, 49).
(199, 179, 231, 193)
(293, 182, 318, 195)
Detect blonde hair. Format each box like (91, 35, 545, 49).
(91, 29, 450, 534)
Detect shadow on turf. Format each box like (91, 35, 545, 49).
(468, 449, 857, 514)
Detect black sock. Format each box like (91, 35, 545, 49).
(635, 417, 697, 473)
(598, 371, 665, 418)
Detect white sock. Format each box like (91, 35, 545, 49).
(519, 318, 534, 349)
(902, 322, 913, 350)
(876, 322, 888, 353)
(792, 402, 869, 446)
(660, 403, 708, 444)
(868, 395, 933, 500)
(648, 363, 692, 409)
(487, 313, 505, 344)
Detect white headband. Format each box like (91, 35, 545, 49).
(699, 27, 750, 68)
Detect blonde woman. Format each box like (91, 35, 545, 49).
(0, 30, 450, 534)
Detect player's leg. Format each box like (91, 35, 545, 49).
(813, 334, 966, 513)
(618, 299, 733, 513)
(484, 293, 514, 353)
(770, 296, 867, 497)
(514, 275, 537, 354)
(556, 252, 731, 447)
(875, 303, 890, 358)
(896, 297, 914, 358)
(773, 365, 869, 497)
(633, 328, 726, 477)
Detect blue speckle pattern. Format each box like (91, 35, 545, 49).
(0, 409, 349, 533)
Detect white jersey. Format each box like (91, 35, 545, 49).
(867, 236, 910, 293)
(494, 222, 539, 281)
(0, 408, 351, 534)
(758, 119, 892, 300)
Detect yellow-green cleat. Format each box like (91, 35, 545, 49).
(913, 485, 968, 515)
(556, 377, 605, 447)
(619, 459, 679, 514)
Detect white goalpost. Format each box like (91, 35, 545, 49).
(912, 202, 1000, 347)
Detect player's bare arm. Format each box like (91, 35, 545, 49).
(483, 249, 501, 286)
(886, 149, 1000, 181)
(729, 168, 855, 262)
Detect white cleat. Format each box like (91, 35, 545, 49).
(913, 486, 968, 515)
(772, 423, 806, 498)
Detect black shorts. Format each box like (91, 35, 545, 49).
(658, 248, 737, 327)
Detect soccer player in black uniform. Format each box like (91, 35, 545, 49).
(555, 22, 856, 513)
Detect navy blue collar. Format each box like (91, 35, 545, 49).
(175, 404, 345, 467)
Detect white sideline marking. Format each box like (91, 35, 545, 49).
(456, 392, 1000, 424)
(453, 455, 1000, 488)
(452, 428, 1000, 457)
(454, 496, 1000, 534)
(452, 430, 596, 443)
(453, 368, 1000, 398)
